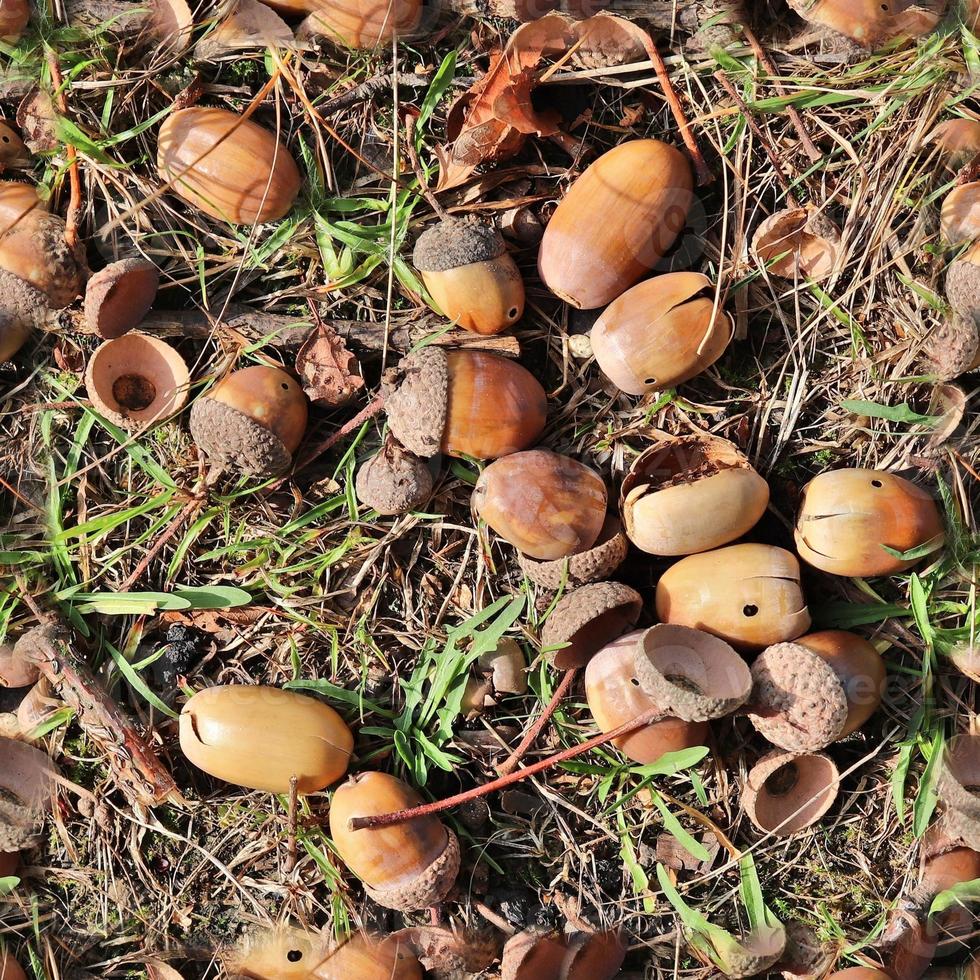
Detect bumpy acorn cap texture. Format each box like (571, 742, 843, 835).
(364, 828, 460, 911)
(84, 257, 159, 339)
(355, 441, 433, 515)
(945, 245, 980, 324)
(189, 395, 292, 477)
(922, 316, 980, 381)
(413, 216, 507, 272)
(382, 348, 449, 457)
(747, 642, 849, 752)
(21, 211, 87, 308)
(518, 515, 628, 591)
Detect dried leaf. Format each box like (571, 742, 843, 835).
(193, 0, 293, 61)
(16, 87, 58, 154)
(295, 323, 365, 407)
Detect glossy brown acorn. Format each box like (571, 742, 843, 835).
(329, 771, 460, 911)
(0, 181, 42, 235)
(794, 469, 944, 577)
(0, 953, 27, 980)
(298, 0, 422, 48)
(0, 205, 85, 308)
(943, 181, 980, 245)
(179, 686, 353, 794)
(584, 630, 708, 765)
(786, 0, 944, 49)
(472, 450, 608, 560)
(157, 107, 302, 225)
(538, 140, 693, 310)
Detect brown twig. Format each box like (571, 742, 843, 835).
(285, 775, 299, 873)
(118, 495, 206, 593)
(405, 113, 449, 220)
(348, 705, 663, 831)
(496, 667, 578, 777)
(291, 393, 387, 474)
(46, 51, 83, 249)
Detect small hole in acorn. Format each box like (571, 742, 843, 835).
(112, 374, 157, 411)
(1, 136, 9, 143)
(281, 382, 289, 390)
(287, 950, 303, 963)
(630, 676, 640, 686)
(644, 377, 656, 386)
(743, 604, 759, 617)
(871, 479, 882, 488)
(763, 761, 800, 796)
(508, 306, 519, 319)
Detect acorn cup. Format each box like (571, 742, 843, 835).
(329, 771, 460, 911)
(655, 543, 811, 649)
(585, 630, 709, 766)
(794, 469, 944, 577)
(742, 749, 840, 836)
(84, 258, 159, 339)
(157, 107, 302, 225)
(189, 365, 308, 477)
(355, 437, 433, 515)
(518, 515, 629, 591)
(85, 333, 190, 429)
(538, 139, 694, 310)
(472, 450, 608, 560)
(923, 316, 980, 381)
(746, 630, 886, 752)
(945, 240, 980, 329)
(178, 686, 353, 794)
(590, 272, 733, 393)
(382, 348, 547, 461)
(619, 432, 769, 556)
(413, 216, 525, 336)
(785, 0, 944, 50)
(942, 182, 980, 245)
(297, 0, 422, 49)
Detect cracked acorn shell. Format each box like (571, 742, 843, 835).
(591, 272, 733, 394)
(585, 630, 708, 766)
(178, 686, 353, 794)
(742, 750, 840, 836)
(747, 630, 886, 752)
(518, 515, 628, 590)
(656, 543, 811, 649)
(794, 469, 944, 577)
(786, 0, 945, 49)
(538, 140, 694, 310)
(0, 206, 86, 308)
(472, 449, 608, 560)
(383, 348, 547, 460)
(157, 107, 302, 225)
(751, 207, 842, 281)
(620, 433, 769, 556)
(190, 365, 308, 476)
(413, 217, 525, 336)
(329, 771, 460, 911)
(297, 0, 422, 48)
(943, 181, 980, 245)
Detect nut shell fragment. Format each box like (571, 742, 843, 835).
(751, 207, 841, 281)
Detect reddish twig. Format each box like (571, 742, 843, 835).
(46, 51, 83, 250)
(496, 667, 578, 777)
(348, 705, 663, 831)
(291, 393, 386, 474)
(119, 495, 205, 593)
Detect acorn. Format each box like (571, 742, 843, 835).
(794, 468, 944, 577)
(85, 333, 190, 429)
(315, 933, 423, 979)
(227, 924, 326, 979)
(619, 433, 769, 556)
(742, 749, 840, 836)
(0, 206, 86, 307)
(472, 450, 607, 560)
(189, 365, 308, 476)
(923, 316, 980, 380)
(84, 258, 159, 339)
(518, 515, 628, 591)
(297, 0, 422, 48)
(0, 122, 30, 170)
(585, 629, 709, 766)
(157, 107, 302, 225)
(0, 737, 57, 852)
(0, 0, 29, 40)
(827, 970, 893, 980)
(382, 348, 547, 460)
(413, 217, 525, 335)
(538, 140, 694, 309)
(945, 240, 980, 323)
(541, 581, 642, 669)
(786, 0, 944, 50)
(750, 207, 842, 282)
(591, 272, 733, 393)
(918, 839, 980, 955)
(0, 642, 39, 689)
(0, 181, 43, 235)
(942, 182, 980, 245)
(329, 771, 460, 911)
(0, 954, 27, 980)
(927, 119, 980, 169)
(355, 438, 433, 515)
(655, 543, 811, 649)
(560, 930, 627, 980)
(747, 630, 886, 752)
(178, 685, 353, 794)
(500, 929, 568, 980)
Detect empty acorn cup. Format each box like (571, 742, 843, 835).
(747, 630, 886, 753)
(85, 332, 190, 428)
(540, 581, 642, 670)
(518, 515, 628, 591)
(742, 750, 840, 836)
(84, 257, 160, 339)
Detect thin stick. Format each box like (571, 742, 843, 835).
(118, 495, 205, 592)
(285, 775, 299, 874)
(348, 705, 664, 831)
(46, 51, 83, 249)
(496, 667, 578, 777)
(405, 113, 448, 220)
(291, 393, 386, 474)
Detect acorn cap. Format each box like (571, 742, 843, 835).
(938, 734, 980, 822)
(746, 642, 849, 752)
(540, 582, 642, 670)
(189, 394, 292, 477)
(0, 268, 51, 329)
(382, 348, 449, 458)
(742, 749, 839, 836)
(413, 216, 507, 272)
(355, 440, 433, 515)
(922, 315, 980, 381)
(560, 930, 626, 980)
(518, 515, 628, 591)
(945, 243, 980, 324)
(632, 624, 751, 722)
(0, 736, 56, 852)
(392, 924, 499, 977)
(364, 828, 460, 911)
(84, 257, 159, 339)
(716, 926, 787, 979)
(500, 929, 568, 980)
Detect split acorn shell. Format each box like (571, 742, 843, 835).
(298, 0, 422, 48)
(655, 543, 811, 649)
(178, 685, 353, 794)
(472, 449, 608, 560)
(329, 771, 460, 911)
(591, 272, 733, 393)
(620, 432, 769, 556)
(794, 468, 944, 577)
(538, 139, 694, 310)
(157, 107, 302, 225)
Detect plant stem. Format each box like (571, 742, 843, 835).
(46, 51, 83, 250)
(496, 667, 578, 777)
(285, 775, 299, 874)
(348, 705, 662, 831)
